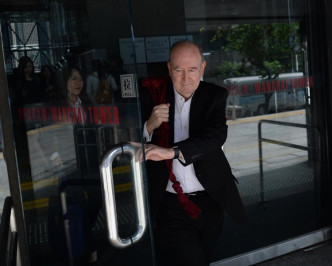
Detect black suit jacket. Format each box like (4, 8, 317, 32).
(140, 78, 245, 223)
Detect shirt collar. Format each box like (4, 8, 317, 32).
(173, 87, 194, 104)
(70, 96, 82, 106)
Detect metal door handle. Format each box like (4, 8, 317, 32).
(99, 143, 147, 248)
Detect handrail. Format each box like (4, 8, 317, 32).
(258, 119, 319, 202)
(0, 196, 17, 266)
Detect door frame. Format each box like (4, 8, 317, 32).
(212, 227, 332, 266)
(0, 30, 30, 266)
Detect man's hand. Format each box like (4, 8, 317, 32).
(145, 144, 174, 161)
(146, 103, 170, 134)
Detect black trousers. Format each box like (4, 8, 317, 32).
(155, 192, 224, 266)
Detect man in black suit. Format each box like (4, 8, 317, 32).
(140, 40, 245, 266)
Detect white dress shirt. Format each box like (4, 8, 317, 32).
(143, 87, 205, 193)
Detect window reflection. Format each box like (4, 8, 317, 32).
(183, 0, 319, 261)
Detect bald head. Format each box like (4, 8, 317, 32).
(167, 40, 206, 100)
(169, 40, 205, 64)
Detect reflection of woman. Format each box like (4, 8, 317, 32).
(45, 67, 90, 168)
(66, 67, 92, 106)
(65, 67, 98, 170)
(47, 67, 101, 264)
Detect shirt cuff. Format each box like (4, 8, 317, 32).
(143, 121, 153, 142)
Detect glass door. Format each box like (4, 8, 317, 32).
(179, 0, 324, 264)
(0, 0, 154, 265)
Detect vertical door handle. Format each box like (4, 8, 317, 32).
(99, 143, 147, 248)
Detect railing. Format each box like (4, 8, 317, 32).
(0, 196, 17, 266)
(258, 119, 318, 202)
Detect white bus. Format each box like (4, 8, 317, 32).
(223, 72, 309, 119)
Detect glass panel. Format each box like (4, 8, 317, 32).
(1, 0, 154, 265)
(1, 0, 327, 264)
(182, 0, 321, 261)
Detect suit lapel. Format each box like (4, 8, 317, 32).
(189, 82, 205, 135)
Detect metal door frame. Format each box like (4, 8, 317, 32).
(212, 227, 332, 266)
(0, 29, 30, 266)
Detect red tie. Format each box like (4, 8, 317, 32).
(142, 77, 202, 219)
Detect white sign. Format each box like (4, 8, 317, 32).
(145, 36, 170, 63)
(119, 38, 146, 64)
(169, 35, 187, 47)
(120, 74, 136, 98)
(169, 35, 194, 47)
(186, 35, 194, 41)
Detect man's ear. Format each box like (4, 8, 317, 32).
(201, 60, 207, 76)
(167, 61, 171, 75)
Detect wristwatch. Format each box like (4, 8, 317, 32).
(173, 146, 180, 159)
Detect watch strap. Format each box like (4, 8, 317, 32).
(173, 146, 180, 159)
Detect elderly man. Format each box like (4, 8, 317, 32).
(140, 40, 245, 266)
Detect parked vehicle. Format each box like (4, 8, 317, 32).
(224, 72, 308, 119)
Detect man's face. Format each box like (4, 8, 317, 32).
(168, 44, 206, 100)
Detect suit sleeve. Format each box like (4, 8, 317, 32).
(175, 84, 228, 165)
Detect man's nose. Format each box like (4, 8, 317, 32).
(182, 71, 189, 81)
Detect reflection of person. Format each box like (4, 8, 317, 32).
(45, 66, 93, 170)
(47, 67, 101, 264)
(11, 56, 44, 182)
(86, 59, 117, 104)
(40, 65, 59, 102)
(66, 67, 92, 106)
(108, 55, 125, 88)
(86, 59, 101, 103)
(64, 67, 98, 171)
(14, 55, 44, 104)
(95, 62, 114, 105)
(108, 55, 125, 102)
(140, 40, 245, 266)
(44, 67, 90, 170)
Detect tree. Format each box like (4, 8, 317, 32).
(212, 22, 302, 114)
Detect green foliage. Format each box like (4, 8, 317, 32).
(216, 60, 252, 78)
(262, 60, 283, 78)
(213, 22, 302, 78)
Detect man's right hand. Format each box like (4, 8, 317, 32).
(146, 103, 170, 134)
